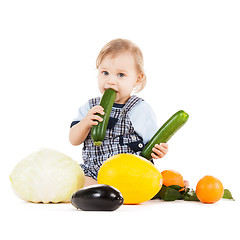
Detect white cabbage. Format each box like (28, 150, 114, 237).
(10, 148, 85, 203)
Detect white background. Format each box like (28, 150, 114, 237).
(1, 0, 239, 239)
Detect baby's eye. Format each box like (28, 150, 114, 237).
(102, 71, 109, 76)
(118, 73, 125, 77)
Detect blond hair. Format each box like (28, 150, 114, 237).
(96, 39, 146, 92)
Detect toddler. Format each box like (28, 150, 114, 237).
(69, 39, 168, 187)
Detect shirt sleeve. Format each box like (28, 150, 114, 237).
(128, 100, 159, 144)
(70, 101, 90, 128)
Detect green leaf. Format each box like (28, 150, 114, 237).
(159, 185, 181, 201)
(152, 185, 201, 202)
(183, 189, 200, 201)
(178, 187, 190, 200)
(168, 185, 183, 191)
(222, 189, 234, 200)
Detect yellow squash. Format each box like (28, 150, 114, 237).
(97, 154, 162, 204)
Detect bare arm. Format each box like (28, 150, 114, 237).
(69, 105, 105, 146)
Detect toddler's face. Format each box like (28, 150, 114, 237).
(98, 51, 142, 104)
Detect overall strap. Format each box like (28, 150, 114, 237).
(122, 95, 143, 113)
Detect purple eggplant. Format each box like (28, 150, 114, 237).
(71, 184, 124, 211)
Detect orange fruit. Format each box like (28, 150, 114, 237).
(196, 175, 224, 204)
(161, 170, 185, 187)
(97, 153, 163, 204)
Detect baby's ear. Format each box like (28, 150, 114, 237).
(134, 73, 145, 93)
(135, 72, 144, 86)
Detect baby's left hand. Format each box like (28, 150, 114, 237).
(151, 143, 168, 159)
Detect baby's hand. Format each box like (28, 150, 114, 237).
(84, 105, 105, 128)
(151, 143, 168, 159)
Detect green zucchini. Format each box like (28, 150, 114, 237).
(91, 88, 117, 146)
(141, 110, 189, 160)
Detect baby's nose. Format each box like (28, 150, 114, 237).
(106, 77, 117, 85)
(105, 78, 118, 91)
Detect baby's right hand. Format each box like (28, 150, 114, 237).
(84, 105, 105, 128)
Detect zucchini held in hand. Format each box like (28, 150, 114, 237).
(141, 110, 189, 160)
(91, 88, 117, 146)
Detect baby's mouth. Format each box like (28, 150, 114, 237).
(104, 87, 118, 93)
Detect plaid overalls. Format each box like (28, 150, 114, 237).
(80, 95, 145, 180)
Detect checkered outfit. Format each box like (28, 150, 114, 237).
(80, 95, 145, 180)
